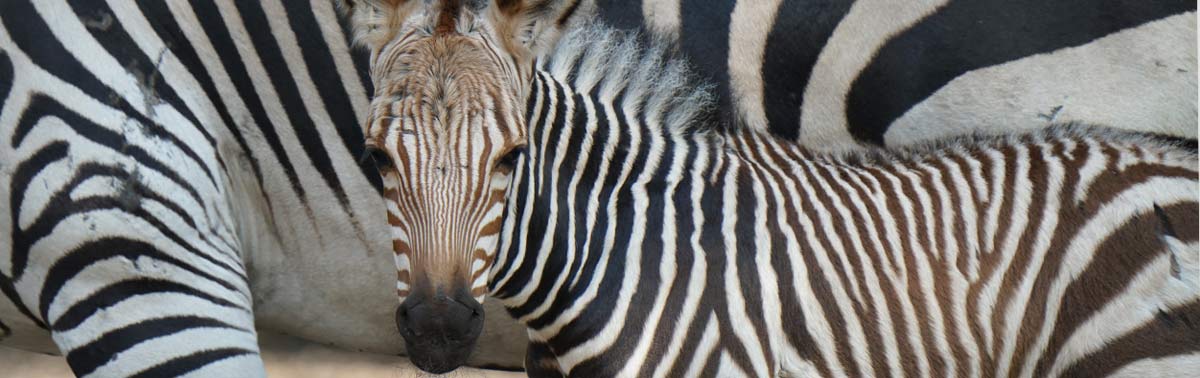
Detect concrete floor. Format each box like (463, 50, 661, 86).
(0, 332, 523, 378)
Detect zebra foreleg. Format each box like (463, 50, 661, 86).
(526, 339, 566, 378)
(12, 210, 267, 376)
(32, 239, 267, 377)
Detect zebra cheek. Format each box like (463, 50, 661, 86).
(394, 248, 414, 301)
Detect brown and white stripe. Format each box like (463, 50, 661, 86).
(484, 22, 1200, 377)
(355, 0, 531, 303)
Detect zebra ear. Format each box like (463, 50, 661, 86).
(488, 0, 582, 66)
(337, 0, 416, 51)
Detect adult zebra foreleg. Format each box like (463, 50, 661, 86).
(2, 108, 267, 378)
(526, 339, 567, 378)
(0, 26, 266, 378)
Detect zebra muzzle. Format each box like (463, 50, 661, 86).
(395, 290, 484, 373)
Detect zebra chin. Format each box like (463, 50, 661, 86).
(395, 287, 485, 374)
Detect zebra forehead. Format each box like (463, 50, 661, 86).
(433, 0, 463, 35)
(368, 40, 507, 130)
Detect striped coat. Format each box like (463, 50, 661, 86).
(486, 23, 1200, 377)
(586, 0, 1197, 149)
(0, 0, 526, 375)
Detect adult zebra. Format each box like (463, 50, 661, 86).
(585, 0, 1197, 149)
(341, 0, 1200, 375)
(0, 0, 525, 376)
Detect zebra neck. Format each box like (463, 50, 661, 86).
(486, 67, 734, 326)
(485, 23, 798, 330)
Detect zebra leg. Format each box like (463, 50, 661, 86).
(2, 101, 266, 376)
(525, 340, 566, 378)
(5, 166, 270, 378)
(43, 246, 262, 377)
(0, 0, 267, 374)
(6, 182, 266, 377)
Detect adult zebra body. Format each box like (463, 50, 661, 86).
(586, 0, 1197, 149)
(342, 1, 1200, 375)
(0, 0, 524, 375)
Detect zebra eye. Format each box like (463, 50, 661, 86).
(495, 146, 526, 171)
(360, 145, 393, 171)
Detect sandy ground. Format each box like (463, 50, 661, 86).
(0, 332, 524, 378)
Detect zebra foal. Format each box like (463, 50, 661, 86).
(341, 0, 1200, 375)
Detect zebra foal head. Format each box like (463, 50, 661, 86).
(341, 0, 577, 372)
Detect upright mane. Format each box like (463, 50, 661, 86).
(537, 20, 724, 136)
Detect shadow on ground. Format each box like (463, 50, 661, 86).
(0, 332, 523, 378)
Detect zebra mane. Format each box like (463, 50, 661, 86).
(537, 20, 723, 136)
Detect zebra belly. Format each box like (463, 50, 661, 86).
(588, 0, 1196, 149)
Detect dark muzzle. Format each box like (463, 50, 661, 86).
(395, 289, 484, 373)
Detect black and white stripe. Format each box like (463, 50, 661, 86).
(485, 22, 1200, 377)
(0, 0, 525, 375)
(586, 0, 1197, 148)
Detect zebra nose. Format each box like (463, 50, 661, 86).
(395, 290, 484, 374)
